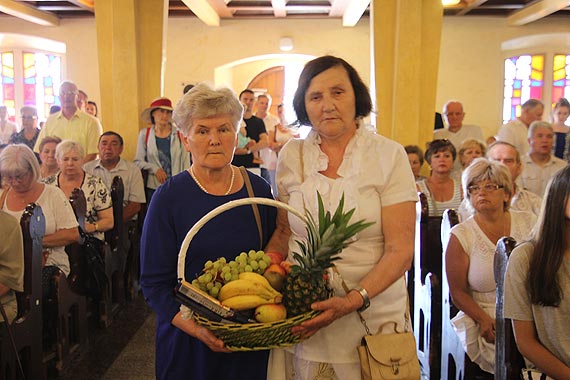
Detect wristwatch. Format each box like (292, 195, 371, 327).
(352, 286, 370, 312)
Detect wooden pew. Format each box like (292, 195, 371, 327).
(0, 203, 45, 380)
(101, 176, 127, 326)
(494, 237, 525, 379)
(414, 193, 443, 379)
(50, 189, 89, 372)
(440, 208, 469, 380)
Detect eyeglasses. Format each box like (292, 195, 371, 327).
(467, 183, 504, 195)
(60, 91, 78, 97)
(4, 172, 30, 183)
(21, 116, 37, 120)
(444, 112, 464, 117)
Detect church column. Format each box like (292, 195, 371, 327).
(372, 0, 443, 149)
(94, 0, 168, 159)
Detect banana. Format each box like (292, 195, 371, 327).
(238, 272, 272, 288)
(218, 278, 282, 303)
(222, 294, 276, 311)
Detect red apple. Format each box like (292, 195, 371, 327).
(265, 263, 286, 277)
(263, 264, 287, 291)
(266, 252, 284, 265)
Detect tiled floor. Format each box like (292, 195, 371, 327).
(57, 295, 155, 380)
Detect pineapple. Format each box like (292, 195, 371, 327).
(283, 193, 374, 317)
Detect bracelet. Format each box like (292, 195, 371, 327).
(351, 286, 371, 312)
(94, 222, 99, 232)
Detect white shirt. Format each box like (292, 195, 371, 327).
(497, 119, 530, 156)
(257, 113, 281, 170)
(276, 127, 418, 363)
(0, 120, 17, 144)
(518, 154, 567, 197)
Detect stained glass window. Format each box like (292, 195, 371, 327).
(1, 51, 16, 121)
(22, 51, 62, 121)
(503, 54, 544, 124)
(552, 54, 570, 107)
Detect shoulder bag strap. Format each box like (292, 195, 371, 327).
(239, 166, 263, 250)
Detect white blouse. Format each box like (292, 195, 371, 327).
(276, 127, 418, 363)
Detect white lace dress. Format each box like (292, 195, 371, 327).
(449, 210, 536, 373)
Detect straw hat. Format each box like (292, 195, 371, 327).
(141, 97, 173, 124)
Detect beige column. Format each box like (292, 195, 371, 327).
(373, 0, 443, 149)
(95, 0, 168, 159)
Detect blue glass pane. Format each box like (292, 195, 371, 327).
(553, 80, 565, 86)
(531, 80, 542, 86)
(3, 77, 14, 84)
(513, 80, 522, 89)
(44, 77, 52, 86)
(24, 77, 35, 84)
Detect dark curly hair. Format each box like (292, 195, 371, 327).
(425, 139, 457, 165)
(292, 56, 372, 126)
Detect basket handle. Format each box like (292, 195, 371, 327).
(177, 197, 308, 280)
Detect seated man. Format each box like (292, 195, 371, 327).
(496, 99, 544, 156)
(83, 131, 146, 223)
(519, 121, 566, 197)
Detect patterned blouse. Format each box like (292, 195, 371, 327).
(42, 171, 112, 240)
(8, 128, 40, 151)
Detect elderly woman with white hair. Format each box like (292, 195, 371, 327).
(140, 83, 276, 380)
(0, 144, 78, 341)
(445, 157, 536, 375)
(42, 139, 113, 241)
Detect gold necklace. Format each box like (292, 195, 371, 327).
(190, 166, 235, 195)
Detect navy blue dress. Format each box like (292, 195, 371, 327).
(140, 169, 276, 380)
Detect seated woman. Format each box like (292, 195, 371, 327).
(38, 136, 62, 180)
(445, 158, 535, 374)
(458, 138, 486, 171)
(0, 209, 23, 324)
(405, 144, 426, 181)
(505, 165, 570, 378)
(42, 140, 113, 241)
(417, 139, 463, 216)
(0, 144, 78, 341)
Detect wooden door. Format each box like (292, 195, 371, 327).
(248, 66, 284, 115)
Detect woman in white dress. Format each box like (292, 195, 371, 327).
(445, 157, 535, 374)
(266, 55, 418, 379)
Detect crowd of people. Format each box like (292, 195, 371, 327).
(1, 56, 569, 380)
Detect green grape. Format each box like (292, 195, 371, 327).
(221, 266, 231, 273)
(244, 265, 253, 272)
(223, 272, 232, 282)
(198, 274, 208, 284)
(206, 282, 214, 290)
(210, 287, 220, 298)
(218, 257, 227, 264)
(250, 260, 259, 270)
(228, 260, 238, 268)
(204, 260, 214, 269)
(231, 273, 239, 281)
(262, 255, 271, 265)
(203, 273, 213, 283)
(191, 279, 200, 287)
(258, 260, 268, 271)
(214, 281, 223, 289)
(255, 250, 265, 260)
(239, 252, 248, 260)
(212, 262, 221, 270)
(248, 250, 257, 259)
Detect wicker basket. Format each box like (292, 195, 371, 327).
(177, 197, 320, 351)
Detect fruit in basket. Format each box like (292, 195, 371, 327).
(263, 264, 287, 291)
(222, 294, 279, 311)
(266, 252, 284, 265)
(283, 193, 374, 317)
(254, 304, 287, 323)
(219, 272, 282, 303)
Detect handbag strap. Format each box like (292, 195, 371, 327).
(239, 166, 263, 250)
(332, 265, 412, 336)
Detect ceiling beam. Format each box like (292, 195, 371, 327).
(456, 0, 488, 16)
(180, 0, 220, 26)
(329, 0, 350, 17)
(68, 0, 94, 12)
(0, 0, 59, 26)
(272, 0, 286, 17)
(508, 0, 570, 26)
(342, 0, 369, 27)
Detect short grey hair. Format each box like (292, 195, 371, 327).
(462, 157, 513, 211)
(172, 82, 243, 136)
(20, 105, 37, 117)
(442, 100, 463, 114)
(55, 140, 85, 161)
(0, 144, 41, 182)
(528, 120, 553, 138)
(487, 141, 521, 164)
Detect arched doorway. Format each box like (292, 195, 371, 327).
(247, 66, 284, 116)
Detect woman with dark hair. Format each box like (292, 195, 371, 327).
(134, 97, 190, 202)
(38, 136, 62, 179)
(505, 165, 570, 378)
(266, 55, 417, 378)
(405, 144, 425, 181)
(417, 139, 463, 216)
(85, 101, 98, 118)
(551, 97, 570, 162)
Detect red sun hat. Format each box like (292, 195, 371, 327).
(141, 97, 173, 123)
